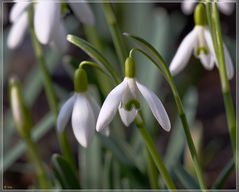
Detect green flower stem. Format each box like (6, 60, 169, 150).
(147, 150, 160, 189)
(102, 3, 128, 68)
(28, 7, 76, 170)
(25, 137, 49, 188)
(129, 48, 207, 190)
(135, 115, 176, 190)
(205, 2, 236, 153)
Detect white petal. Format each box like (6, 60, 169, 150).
(67, 0, 95, 25)
(223, 44, 234, 79)
(96, 80, 127, 132)
(71, 94, 95, 148)
(57, 94, 76, 133)
(7, 12, 28, 49)
(49, 22, 68, 53)
(125, 77, 140, 99)
(169, 27, 199, 75)
(10, 2, 30, 23)
(88, 95, 110, 136)
(118, 105, 137, 127)
(218, 2, 234, 15)
(204, 28, 234, 79)
(204, 28, 217, 64)
(34, 2, 61, 44)
(198, 53, 214, 70)
(136, 81, 171, 132)
(181, 0, 196, 15)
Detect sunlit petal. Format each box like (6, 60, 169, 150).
(181, 0, 195, 15)
(57, 94, 76, 133)
(136, 81, 171, 131)
(10, 2, 30, 23)
(72, 94, 95, 148)
(7, 12, 28, 49)
(169, 27, 199, 75)
(96, 80, 127, 132)
(34, 2, 61, 44)
(218, 2, 234, 15)
(198, 53, 214, 70)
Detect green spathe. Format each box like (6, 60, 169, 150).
(74, 68, 88, 92)
(125, 57, 136, 78)
(194, 3, 207, 26)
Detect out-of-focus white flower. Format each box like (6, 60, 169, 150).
(7, 1, 95, 52)
(181, 0, 234, 15)
(96, 57, 171, 133)
(57, 68, 109, 148)
(170, 4, 234, 79)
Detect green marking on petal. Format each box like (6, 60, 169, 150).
(125, 99, 140, 111)
(196, 47, 209, 56)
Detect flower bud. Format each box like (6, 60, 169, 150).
(194, 3, 207, 26)
(9, 77, 32, 138)
(74, 68, 88, 92)
(125, 57, 136, 78)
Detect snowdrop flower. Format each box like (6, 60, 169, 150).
(96, 57, 171, 133)
(170, 4, 234, 79)
(182, 0, 234, 15)
(7, 0, 94, 52)
(57, 68, 109, 148)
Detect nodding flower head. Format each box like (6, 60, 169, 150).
(7, 1, 95, 52)
(57, 68, 109, 148)
(181, 0, 234, 15)
(170, 4, 234, 79)
(96, 57, 171, 133)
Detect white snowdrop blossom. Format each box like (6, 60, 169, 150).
(182, 0, 234, 15)
(96, 57, 171, 133)
(7, 1, 95, 52)
(57, 68, 109, 148)
(170, 4, 234, 79)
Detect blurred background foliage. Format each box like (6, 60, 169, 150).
(1, 1, 236, 189)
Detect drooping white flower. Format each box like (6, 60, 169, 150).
(7, 1, 95, 52)
(181, 0, 234, 15)
(96, 57, 171, 133)
(170, 4, 234, 79)
(57, 68, 109, 148)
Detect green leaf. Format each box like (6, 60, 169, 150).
(164, 88, 198, 171)
(52, 154, 80, 189)
(1, 112, 54, 172)
(67, 34, 119, 83)
(79, 136, 102, 189)
(174, 165, 199, 189)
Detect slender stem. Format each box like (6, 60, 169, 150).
(147, 150, 160, 189)
(28, 6, 76, 170)
(135, 115, 176, 190)
(205, 1, 236, 153)
(79, 61, 111, 79)
(25, 138, 49, 188)
(130, 48, 207, 190)
(102, 3, 127, 69)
